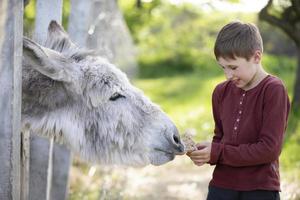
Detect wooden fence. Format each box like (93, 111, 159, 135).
(0, 0, 23, 199)
(0, 0, 137, 199)
(0, 1, 72, 199)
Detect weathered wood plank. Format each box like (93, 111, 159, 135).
(21, 130, 30, 200)
(0, 0, 23, 199)
(29, 136, 51, 200)
(30, 0, 70, 200)
(51, 144, 72, 200)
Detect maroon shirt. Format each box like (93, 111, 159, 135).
(209, 75, 290, 191)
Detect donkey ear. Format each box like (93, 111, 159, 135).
(45, 20, 77, 52)
(23, 37, 74, 82)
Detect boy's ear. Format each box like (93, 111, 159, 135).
(253, 50, 262, 63)
(23, 37, 74, 82)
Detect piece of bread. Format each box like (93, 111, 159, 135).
(182, 132, 197, 152)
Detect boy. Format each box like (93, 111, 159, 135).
(187, 21, 290, 200)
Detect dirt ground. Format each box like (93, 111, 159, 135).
(111, 156, 213, 200)
(70, 156, 300, 200)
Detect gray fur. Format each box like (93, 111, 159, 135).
(22, 21, 184, 166)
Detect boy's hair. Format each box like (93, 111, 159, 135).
(214, 21, 263, 61)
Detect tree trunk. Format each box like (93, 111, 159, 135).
(68, 0, 92, 47)
(68, 0, 138, 78)
(136, 0, 142, 9)
(287, 47, 300, 135)
(293, 48, 300, 107)
(86, 0, 138, 78)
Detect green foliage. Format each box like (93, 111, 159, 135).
(262, 54, 296, 94)
(281, 123, 300, 180)
(119, 1, 258, 78)
(23, 0, 35, 36)
(119, 0, 162, 38)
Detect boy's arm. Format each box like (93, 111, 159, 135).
(208, 85, 224, 164)
(209, 84, 290, 167)
(212, 85, 224, 143)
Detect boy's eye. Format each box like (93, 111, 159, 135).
(229, 66, 238, 70)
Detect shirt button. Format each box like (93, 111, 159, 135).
(237, 118, 240, 122)
(240, 101, 242, 105)
(239, 110, 242, 114)
(234, 127, 237, 130)
(243, 93, 246, 97)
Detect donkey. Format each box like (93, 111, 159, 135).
(22, 21, 185, 167)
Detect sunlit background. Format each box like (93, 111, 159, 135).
(168, 0, 269, 12)
(23, 0, 300, 199)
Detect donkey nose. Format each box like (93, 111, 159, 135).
(172, 134, 180, 145)
(171, 133, 185, 154)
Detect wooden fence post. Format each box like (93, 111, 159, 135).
(21, 130, 30, 200)
(29, 1, 71, 200)
(0, 0, 23, 199)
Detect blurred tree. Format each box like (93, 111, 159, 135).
(259, 22, 297, 56)
(136, 0, 142, 8)
(85, 0, 138, 77)
(259, 0, 300, 132)
(24, 0, 29, 7)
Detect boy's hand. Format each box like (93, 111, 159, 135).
(186, 142, 211, 166)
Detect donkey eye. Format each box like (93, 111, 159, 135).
(109, 93, 125, 101)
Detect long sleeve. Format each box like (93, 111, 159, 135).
(209, 84, 225, 164)
(212, 85, 224, 143)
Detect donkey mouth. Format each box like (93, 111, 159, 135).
(153, 148, 174, 155)
(151, 148, 175, 166)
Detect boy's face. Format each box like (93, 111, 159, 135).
(217, 52, 261, 91)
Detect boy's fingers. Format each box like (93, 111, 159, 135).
(189, 149, 209, 156)
(197, 148, 209, 154)
(193, 161, 206, 166)
(191, 149, 205, 155)
(190, 155, 209, 160)
(192, 157, 210, 162)
(186, 150, 195, 157)
(191, 157, 210, 162)
(196, 142, 209, 149)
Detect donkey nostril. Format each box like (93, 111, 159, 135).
(173, 134, 179, 144)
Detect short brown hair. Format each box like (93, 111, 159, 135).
(214, 21, 263, 60)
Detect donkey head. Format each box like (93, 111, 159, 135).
(22, 21, 185, 166)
